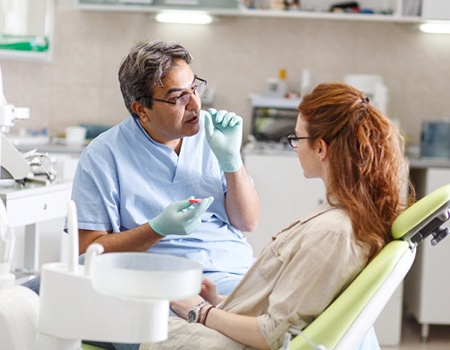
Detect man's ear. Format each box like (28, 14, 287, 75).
(131, 100, 148, 121)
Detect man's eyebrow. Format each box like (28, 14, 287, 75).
(164, 76, 197, 97)
(164, 87, 183, 96)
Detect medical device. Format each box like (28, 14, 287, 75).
(0, 64, 31, 183)
(0, 199, 203, 349)
(0, 64, 56, 184)
(0, 66, 30, 134)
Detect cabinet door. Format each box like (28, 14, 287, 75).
(405, 168, 450, 325)
(422, 0, 450, 20)
(244, 153, 325, 257)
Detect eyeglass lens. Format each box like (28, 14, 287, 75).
(176, 79, 206, 106)
(287, 134, 298, 148)
(289, 138, 298, 148)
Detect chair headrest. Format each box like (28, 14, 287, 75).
(391, 184, 450, 244)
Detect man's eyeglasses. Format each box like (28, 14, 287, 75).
(138, 76, 207, 107)
(287, 133, 312, 148)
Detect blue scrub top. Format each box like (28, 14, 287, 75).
(70, 113, 253, 275)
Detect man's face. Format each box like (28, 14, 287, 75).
(136, 59, 202, 146)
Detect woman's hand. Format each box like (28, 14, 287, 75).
(170, 295, 205, 320)
(200, 278, 224, 306)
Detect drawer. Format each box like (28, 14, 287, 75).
(5, 188, 72, 227)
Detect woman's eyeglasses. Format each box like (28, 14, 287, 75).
(287, 133, 312, 148)
(138, 76, 207, 107)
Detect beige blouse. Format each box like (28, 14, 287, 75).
(140, 202, 369, 350)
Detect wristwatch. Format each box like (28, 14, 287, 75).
(187, 301, 209, 323)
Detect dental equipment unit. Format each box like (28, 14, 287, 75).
(0, 64, 54, 185)
(0, 199, 203, 350)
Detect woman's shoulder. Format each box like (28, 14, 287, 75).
(301, 202, 351, 229)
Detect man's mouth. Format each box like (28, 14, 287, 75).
(185, 114, 199, 124)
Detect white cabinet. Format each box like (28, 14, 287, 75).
(243, 151, 325, 257)
(422, 0, 450, 20)
(1, 181, 72, 273)
(404, 167, 450, 342)
(0, 0, 54, 61)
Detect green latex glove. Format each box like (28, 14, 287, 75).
(149, 196, 214, 236)
(204, 108, 243, 173)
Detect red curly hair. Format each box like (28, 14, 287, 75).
(299, 82, 415, 261)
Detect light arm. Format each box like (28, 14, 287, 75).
(204, 308, 269, 350)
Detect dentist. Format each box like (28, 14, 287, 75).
(71, 40, 260, 296)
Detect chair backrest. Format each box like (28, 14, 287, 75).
(288, 183, 450, 350)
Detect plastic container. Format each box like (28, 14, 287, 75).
(65, 126, 87, 146)
(420, 121, 450, 158)
(91, 253, 203, 300)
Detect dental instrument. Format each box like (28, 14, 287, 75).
(189, 198, 202, 204)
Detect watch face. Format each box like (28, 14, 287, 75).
(187, 309, 197, 323)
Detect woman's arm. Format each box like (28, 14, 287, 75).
(203, 307, 269, 350)
(170, 296, 269, 350)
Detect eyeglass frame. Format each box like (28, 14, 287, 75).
(137, 76, 207, 107)
(287, 133, 312, 148)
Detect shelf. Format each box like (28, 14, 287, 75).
(76, 1, 426, 24)
(250, 94, 301, 109)
(76, 0, 241, 14)
(76, 4, 241, 15)
(0, 48, 52, 62)
(238, 8, 423, 23)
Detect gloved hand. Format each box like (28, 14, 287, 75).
(204, 108, 243, 173)
(149, 196, 214, 236)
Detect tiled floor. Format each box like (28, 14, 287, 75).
(381, 317, 450, 350)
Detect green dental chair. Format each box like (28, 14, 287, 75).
(81, 184, 450, 350)
(289, 183, 450, 350)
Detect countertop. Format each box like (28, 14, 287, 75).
(243, 143, 450, 169)
(0, 180, 72, 199)
(407, 156, 450, 169)
(7, 134, 86, 154)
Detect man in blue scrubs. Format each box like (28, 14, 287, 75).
(72, 40, 260, 297)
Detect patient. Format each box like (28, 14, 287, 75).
(140, 82, 414, 350)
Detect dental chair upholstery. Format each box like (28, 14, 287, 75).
(81, 184, 450, 350)
(82, 345, 108, 350)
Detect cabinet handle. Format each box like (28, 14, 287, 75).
(43, 203, 47, 210)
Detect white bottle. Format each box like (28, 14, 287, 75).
(300, 68, 311, 95)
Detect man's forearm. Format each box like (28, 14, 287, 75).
(224, 166, 260, 232)
(78, 223, 163, 254)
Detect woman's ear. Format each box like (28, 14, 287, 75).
(131, 100, 148, 121)
(316, 139, 329, 161)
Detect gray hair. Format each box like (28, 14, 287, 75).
(118, 40, 192, 118)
